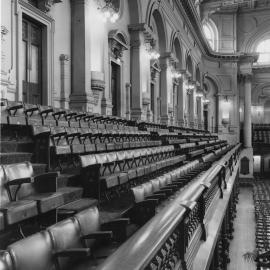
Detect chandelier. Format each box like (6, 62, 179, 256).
(97, 0, 120, 23)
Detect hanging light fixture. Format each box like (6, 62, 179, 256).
(97, 0, 120, 23)
(171, 70, 182, 79)
(148, 48, 160, 60)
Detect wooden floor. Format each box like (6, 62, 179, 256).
(227, 187, 256, 270)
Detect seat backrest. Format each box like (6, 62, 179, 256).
(0, 250, 13, 270)
(7, 231, 54, 270)
(95, 153, 108, 165)
(131, 186, 145, 203)
(79, 154, 97, 168)
(150, 179, 160, 192)
(0, 166, 10, 206)
(74, 207, 100, 248)
(47, 218, 82, 270)
(142, 182, 153, 197)
(3, 162, 34, 200)
(158, 176, 167, 188)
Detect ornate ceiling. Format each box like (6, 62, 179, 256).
(201, 0, 270, 12)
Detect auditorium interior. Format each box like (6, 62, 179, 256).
(1, 0, 270, 269)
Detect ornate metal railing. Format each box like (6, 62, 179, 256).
(96, 144, 241, 270)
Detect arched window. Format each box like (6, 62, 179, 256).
(202, 20, 218, 52)
(256, 39, 270, 65)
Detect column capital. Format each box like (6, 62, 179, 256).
(238, 73, 253, 84)
(128, 23, 156, 44)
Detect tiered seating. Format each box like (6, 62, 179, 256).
(253, 124, 270, 144)
(253, 181, 270, 268)
(0, 98, 231, 257)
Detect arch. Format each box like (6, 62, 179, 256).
(252, 82, 270, 104)
(172, 35, 183, 69)
(127, 0, 141, 24)
(241, 19, 270, 52)
(204, 74, 219, 133)
(147, 2, 167, 53)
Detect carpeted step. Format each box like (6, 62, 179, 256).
(57, 174, 81, 188)
(0, 152, 32, 164)
(57, 187, 84, 204)
(32, 163, 48, 175)
(0, 141, 34, 153)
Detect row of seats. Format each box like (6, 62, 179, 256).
(253, 129, 270, 144)
(79, 145, 185, 200)
(252, 181, 270, 269)
(1, 99, 131, 128)
(0, 162, 97, 232)
(0, 206, 131, 270)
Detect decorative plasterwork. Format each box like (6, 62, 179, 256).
(175, 0, 264, 62)
(108, 30, 129, 59)
(1, 26, 8, 41)
(150, 61, 161, 81)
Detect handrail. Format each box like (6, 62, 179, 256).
(96, 143, 242, 270)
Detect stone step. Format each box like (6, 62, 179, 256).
(0, 152, 33, 164)
(0, 141, 34, 153)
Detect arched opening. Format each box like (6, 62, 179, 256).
(256, 39, 270, 65)
(108, 30, 129, 116)
(172, 37, 183, 125)
(202, 19, 218, 51)
(204, 76, 219, 133)
(148, 8, 167, 123)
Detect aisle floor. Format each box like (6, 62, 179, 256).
(227, 187, 256, 270)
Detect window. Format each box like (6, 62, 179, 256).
(256, 39, 270, 65)
(203, 24, 214, 49)
(202, 20, 218, 52)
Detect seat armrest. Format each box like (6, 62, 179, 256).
(101, 218, 130, 242)
(54, 248, 91, 258)
(6, 177, 34, 186)
(34, 172, 59, 181)
(82, 231, 113, 240)
(146, 193, 166, 200)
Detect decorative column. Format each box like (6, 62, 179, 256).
(125, 83, 131, 120)
(243, 74, 252, 148)
(128, 24, 153, 120)
(176, 73, 185, 127)
(59, 54, 70, 109)
(238, 53, 258, 179)
(159, 52, 176, 125)
(69, 0, 94, 111)
(188, 81, 196, 128)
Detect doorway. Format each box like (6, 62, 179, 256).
(111, 62, 121, 116)
(22, 17, 43, 104)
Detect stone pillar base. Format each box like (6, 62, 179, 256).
(69, 93, 94, 112)
(160, 115, 169, 125)
(101, 97, 113, 115)
(177, 119, 185, 127)
(239, 147, 254, 179)
(131, 108, 143, 121)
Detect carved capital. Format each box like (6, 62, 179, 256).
(1, 26, 8, 41)
(128, 23, 156, 45)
